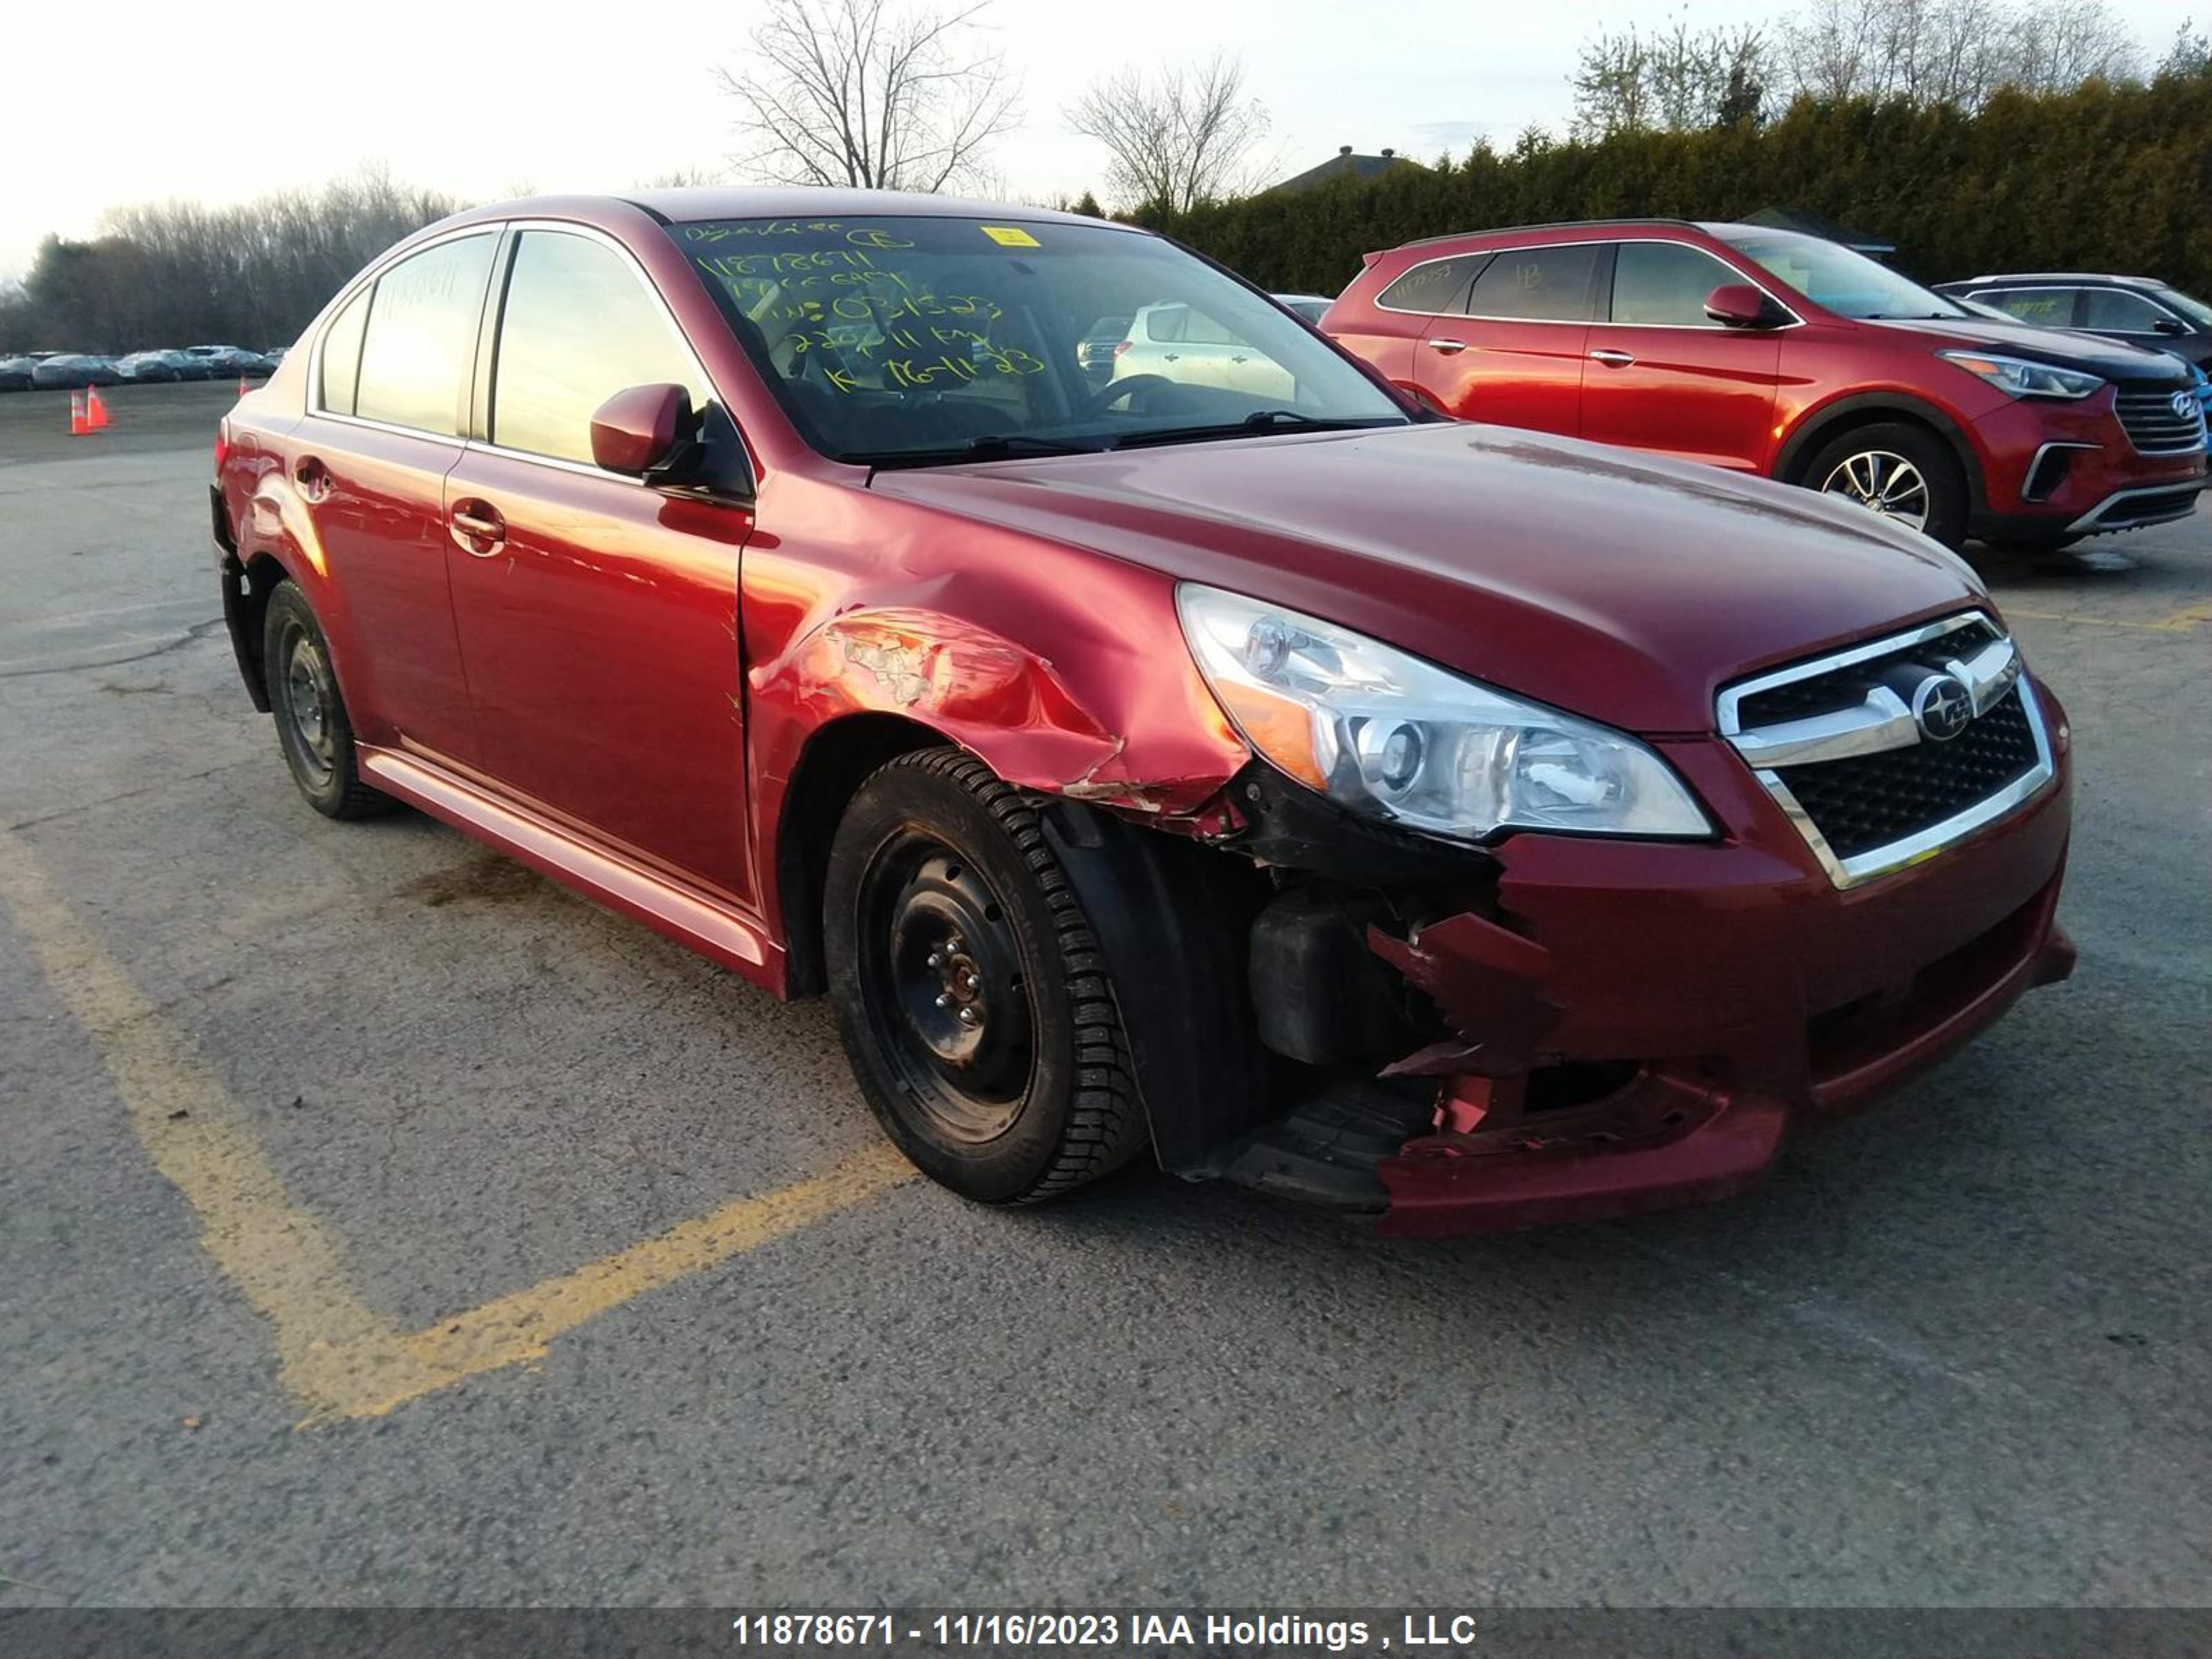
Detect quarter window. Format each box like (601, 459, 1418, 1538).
(491, 231, 704, 465)
(1609, 242, 1743, 327)
(2079, 288, 2174, 332)
(1464, 245, 1602, 323)
(319, 286, 370, 415)
(1376, 255, 1483, 315)
(353, 234, 496, 436)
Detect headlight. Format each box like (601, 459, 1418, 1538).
(1176, 584, 1712, 843)
(1938, 350, 2102, 400)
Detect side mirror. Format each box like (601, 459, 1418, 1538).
(2152, 317, 2187, 336)
(1704, 283, 1785, 329)
(590, 383, 692, 476)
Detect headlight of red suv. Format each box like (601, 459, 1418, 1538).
(1938, 350, 2103, 400)
(1176, 584, 1712, 843)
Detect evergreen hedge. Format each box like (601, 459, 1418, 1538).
(1136, 75, 2212, 299)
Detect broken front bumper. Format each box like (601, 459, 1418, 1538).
(1367, 691, 2076, 1237)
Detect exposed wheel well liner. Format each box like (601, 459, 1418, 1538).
(775, 713, 952, 997)
(222, 550, 294, 713)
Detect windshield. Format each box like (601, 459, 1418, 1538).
(673, 214, 1408, 465)
(2153, 286, 2212, 330)
(1712, 229, 1970, 322)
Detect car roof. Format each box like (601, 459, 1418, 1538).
(1394, 217, 1703, 252)
(447, 187, 1141, 235)
(1941, 272, 2168, 289)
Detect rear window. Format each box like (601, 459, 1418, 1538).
(1465, 245, 1603, 323)
(353, 234, 496, 436)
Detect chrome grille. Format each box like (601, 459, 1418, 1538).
(1719, 612, 2056, 888)
(2113, 384, 2208, 455)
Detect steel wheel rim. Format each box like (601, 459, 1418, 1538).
(854, 829, 1036, 1144)
(1819, 449, 1931, 532)
(277, 625, 337, 787)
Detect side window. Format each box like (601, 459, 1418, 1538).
(1179, 309, 1248, 346)
(491, 231, 704, 465)
(1971, 288, 2075, 328)
(1464, 245, 1602, 322)
(1144, 305, 1190, 343)
(2079, 288, 2172, 332)
(1376, 255, 1482, 315)
(1609, 242, 1743, 327)
(353, 234, 496, 436)
(319, 285, 370, 415)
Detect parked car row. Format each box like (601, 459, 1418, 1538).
(0, 343, 285, 391)
(214, 188, 2093, 1237)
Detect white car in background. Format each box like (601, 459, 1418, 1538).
(1273, 292, 1335, 324)
(1113, 300, 1296, 400)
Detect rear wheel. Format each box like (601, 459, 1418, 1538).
(262, 582, 389, 821)
(1803, 422, 1969, 549)
(823, 749, 1147, 1204)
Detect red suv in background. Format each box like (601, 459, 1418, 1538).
(1325, 219, 2209, 550)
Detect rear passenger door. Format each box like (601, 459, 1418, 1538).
(1581, 239, 1783, 471)
(1414, 242, 1603, 435)
(297, 231, 498, 765)
(440, 226, 759, 907)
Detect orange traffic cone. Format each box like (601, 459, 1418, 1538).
(86, 386, 111, 430)
(236, 375, 249, 397)
(69, 391, 91, 436)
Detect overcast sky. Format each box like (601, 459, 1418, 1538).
(2, 0, 2198, 281)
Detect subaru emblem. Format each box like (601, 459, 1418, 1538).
(1912, 673, 1974, 742)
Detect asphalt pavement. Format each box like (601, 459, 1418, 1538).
(1, 382, 2207, 1613)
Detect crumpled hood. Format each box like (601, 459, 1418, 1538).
(1866, 315, 2195, 382)
(869, 422, 1987, 734)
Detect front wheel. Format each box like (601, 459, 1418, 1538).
(1802, 422, 1969, 549)
(823, 749, 1148, 1204)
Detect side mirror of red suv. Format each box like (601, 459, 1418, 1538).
(590, 383, 693, 475)
(1704, 283, 1787, 329)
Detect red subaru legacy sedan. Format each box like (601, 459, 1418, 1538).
(1324, 219, 2208, 550)
(213, 191, 2075, 1235)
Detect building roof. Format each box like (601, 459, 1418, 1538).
(1268, 147, 1425, 194)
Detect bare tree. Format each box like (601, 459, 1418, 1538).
(2159, 17, 2212, 79)
(1782, 0, 2140, 107)
(1573, 17, 1772, 135)
(1067, 55, 1270, 214)
(714, 0, 1018, 193)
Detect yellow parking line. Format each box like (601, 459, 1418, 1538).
(2001, 606, 2209, 633)
(0, 824, 397, 1412)
(0, 823, 913, 1426)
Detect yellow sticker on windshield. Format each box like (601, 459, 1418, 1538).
(980, 225, 1040, 247)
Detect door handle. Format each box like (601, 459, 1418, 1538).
(1425, 338, 1468, 355)
(1590, 348, 1637, 368)
(1163, 353, 1180, 362)
(1230, 355, 1249, 364)
(449, 500, 507, 555)
(294, 456, 331, 503)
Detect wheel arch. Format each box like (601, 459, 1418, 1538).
(773, 711, 953, 997)
(1773, 393, 1985, 514)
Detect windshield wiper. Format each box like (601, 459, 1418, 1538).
(854, 433, 1114, 471)
(1113, 411, 1405, 451)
